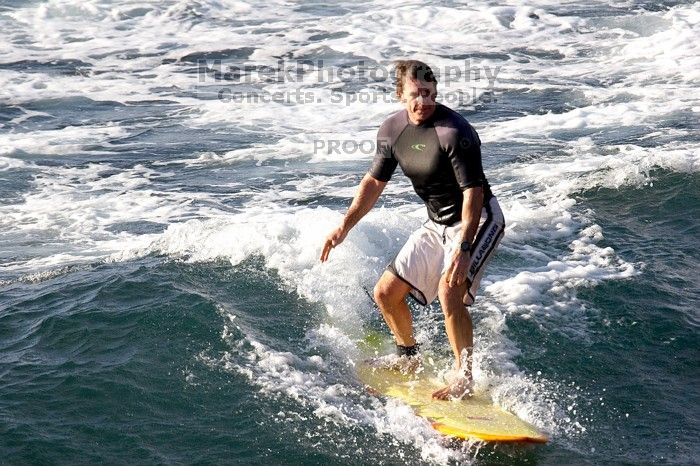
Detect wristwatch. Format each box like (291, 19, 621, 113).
(460, 241, 471, 253)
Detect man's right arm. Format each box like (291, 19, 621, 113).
(319, 174, 387, 262)
(340, 173, 387, 232)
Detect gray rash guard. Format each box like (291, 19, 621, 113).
(368, 103, 493, 226)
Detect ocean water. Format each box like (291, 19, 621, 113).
(1, 1, 698, 464)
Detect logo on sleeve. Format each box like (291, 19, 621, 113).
(411, 143, 426, 151)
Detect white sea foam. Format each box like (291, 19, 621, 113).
(204, 306, 476, 464)
(0, 124, 128, 156)
(0, 156, 32, 171)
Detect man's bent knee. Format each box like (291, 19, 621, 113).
(374, 271, 410, 308)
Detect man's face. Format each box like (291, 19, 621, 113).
(400, 78, 437, 124)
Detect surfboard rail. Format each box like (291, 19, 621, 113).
(430, 421, 548, 443)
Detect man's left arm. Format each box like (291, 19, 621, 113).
(443, 119, 487, 286)
(446, 186, 483, 287)
(459, 186, 484, 249)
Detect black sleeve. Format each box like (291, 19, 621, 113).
(368, 123, 398, 182)
(446, 123, 485, 190)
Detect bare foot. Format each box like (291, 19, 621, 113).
(365, 354, 422, 375)
(431, 376, 473, 400)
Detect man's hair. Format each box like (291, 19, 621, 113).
(394, 60, 438, 99)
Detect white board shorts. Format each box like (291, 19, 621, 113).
(387, 196, 505, 306)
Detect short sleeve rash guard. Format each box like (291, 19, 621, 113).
(369, 103, 493, 225)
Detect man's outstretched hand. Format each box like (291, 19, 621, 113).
(320, 226, 348, 262)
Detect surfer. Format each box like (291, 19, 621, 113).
(320, 60, 505, 400)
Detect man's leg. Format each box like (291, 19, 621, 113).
(373, 270, 415, 347)
(432, 275, 473, 400)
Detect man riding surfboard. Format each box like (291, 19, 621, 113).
(320, 60, 505, 400)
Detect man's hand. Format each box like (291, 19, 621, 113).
(320, 226, 348, 262)
(319, 175, 387, 263)
(445, 248, 470, 287)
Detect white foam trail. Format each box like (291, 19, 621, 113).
(202, 307, 476, 465)
(0, 161, 219, 274)
(0, 156, 32, 171)
(487, 226, 636, 330)
(0, 124, 128, 156)
(483, 100, 687, 142)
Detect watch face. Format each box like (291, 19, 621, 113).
(460, 241, 470, 252)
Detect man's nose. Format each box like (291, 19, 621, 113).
(416, 95, 429, 104)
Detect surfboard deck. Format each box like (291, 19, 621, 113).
(356, 341, 547, 443)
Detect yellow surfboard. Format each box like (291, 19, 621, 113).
(357, 363, 548, 444)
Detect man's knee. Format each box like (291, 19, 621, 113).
(373, 282, 397, 308)
(438, 282, 469, 316)
(374, 273, 407, 308)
